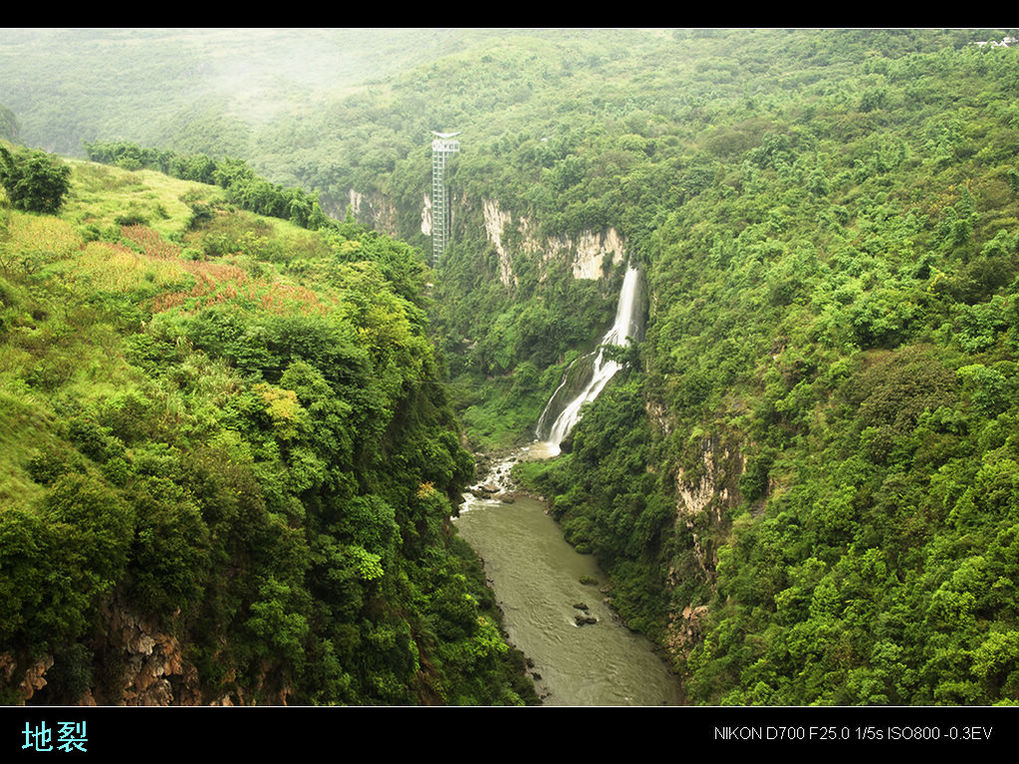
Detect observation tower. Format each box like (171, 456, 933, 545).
(431, 131, 460, 266)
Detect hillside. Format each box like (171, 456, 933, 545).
(505, 33, 1019, 704)
(299, 28, 1019, 705)
(0, 29, 509, 158)
(3, 28, 1019, 707)
(0, 147, 535, 705)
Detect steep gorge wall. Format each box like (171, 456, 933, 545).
(437, 191, 741, 668)
(665, 434, 744, 663)
(349, 189, 626, 285)
(349, 181, 737, 673)
(347, 189, 399, 235)
(480, 198, 626, 285)
(1, 602, 289, 706)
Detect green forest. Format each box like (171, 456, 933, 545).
(0, 143, 534, 705)
(2, 28, 1019, 706)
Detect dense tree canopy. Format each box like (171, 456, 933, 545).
(4, 28, 1019, 707)
(0, 157, 534, 705)
(0, 145, 70, 213)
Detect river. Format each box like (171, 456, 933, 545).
(453, 444, 683, 706)
(453, 264, 681, 705)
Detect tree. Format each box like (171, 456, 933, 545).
(0, 146, 71, 213)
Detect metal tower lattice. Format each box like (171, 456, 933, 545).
(431, 131, 460, 266)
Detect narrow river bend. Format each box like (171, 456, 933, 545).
(454, 446, 683, 706)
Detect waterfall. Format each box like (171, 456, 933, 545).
(535, 265, 645, 455)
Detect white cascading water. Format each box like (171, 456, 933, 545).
(535, 265, 644, 455)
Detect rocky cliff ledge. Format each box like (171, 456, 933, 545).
(481, 197, 625, 286)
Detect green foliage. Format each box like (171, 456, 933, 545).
(335, 28, 1019, 707)
(0, 159, 529, 706)
(0, 507, 52, 647)
(245, 577, 310, 665)
(41, 644, 94, 703)
(9, 26, 1019, 708)
(85, 140, 328, 231)
(41, 472, 136, 601)
(0, 145, 71, 214)
(126, 477, 211, 619)
(0, 105, 19, 142)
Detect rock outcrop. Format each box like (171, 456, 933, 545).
(665, 435, 744, 660)
(483, 198, 516, 286)
(346, 188, 399, 235)
(100, 606, 202, 706)
(479, 198, 625, 285)
(0, 653, 53, 703)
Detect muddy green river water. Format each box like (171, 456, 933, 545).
(454, 459, 683, 706)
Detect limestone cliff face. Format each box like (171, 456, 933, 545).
(347, 189, 399, 235)
(674, 437, 741, 533)
(482, 198, 515, 286)
(346, 189, 626, 285)
(567, 228, 627, 280)
(0, 605, 201, 705)
(479, 197, 625, 286)
(421, 193, 432, 236)
(664, 435, 744, 661)
(1, 601, 293, 705)
(0, 653, 53, 704)
(95, 605, 203, 705)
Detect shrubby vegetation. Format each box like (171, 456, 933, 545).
(84, 141, 328, 230)
(0, 144, 70, 214)
(508, 31, 1019, 705)
(0, 159, 534, 705)
(275, 28, 1019, 706)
